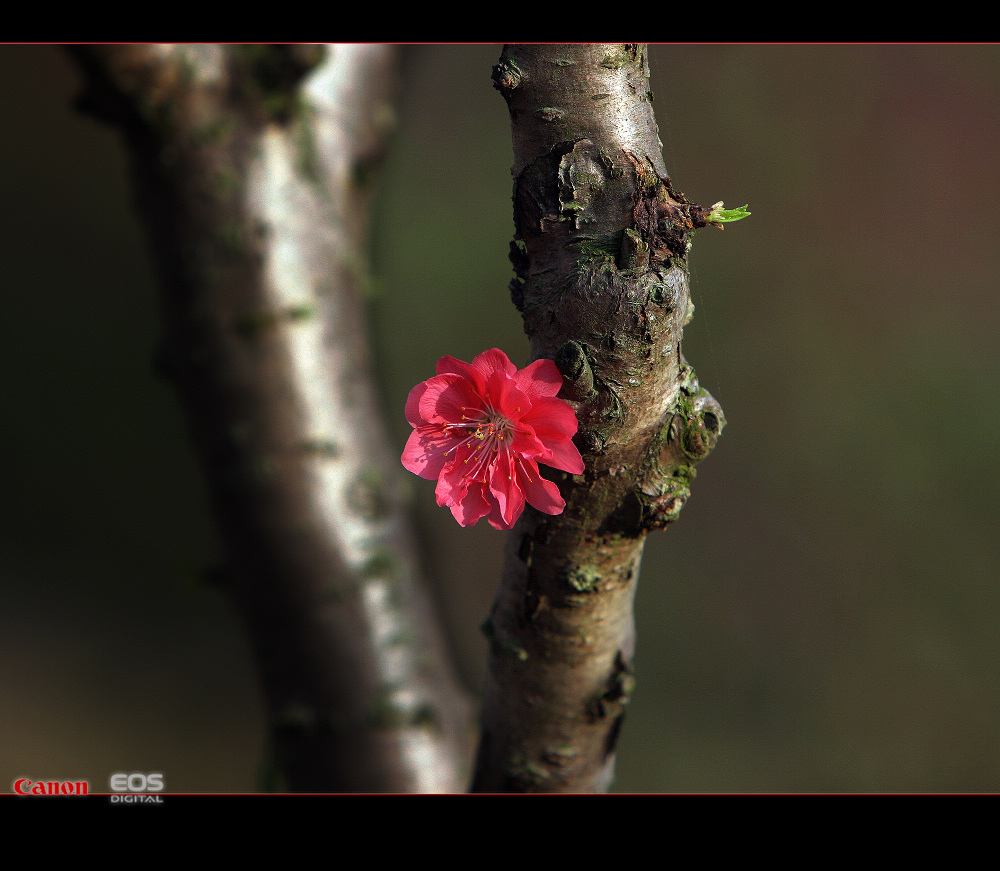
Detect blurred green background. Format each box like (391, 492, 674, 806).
(3, 44, 998, 793)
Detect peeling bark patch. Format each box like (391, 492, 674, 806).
(557, 139, 615, 229)
(537, 107, 565, 122)
(491, 56, 522, 104)
(617, 227, 649, 272)
(623, 150, 699, 265)
(590, 651, 635, 723)
(514, 140, 579, 236)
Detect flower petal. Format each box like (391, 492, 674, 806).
(453, 492, 493, 527)
(515, 357, 565, 398)
(516, 459, 567, 515)
(436, 457, 493, 527)
(435, 355, 485, 394)
(519, 397, 584, 474)
(417, 373, 484, 426)
(487, 446, 525, 529)
(519, 395, 579, 437)
(404, 380, 430, 428)
(506, 425, 549, 463)
(486, 503, 509, 530)
(531, 427, 584, 474)
(401, 426, 456, 479)
(483, 368, 531, 420)
(470, 348, 518, 383)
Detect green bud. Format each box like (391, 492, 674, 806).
(706, 201, 751, 224)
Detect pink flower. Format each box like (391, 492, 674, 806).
(401, 348, 585, 530)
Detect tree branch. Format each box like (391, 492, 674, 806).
(68, 43, 473, 792)
(472, 44, 726, 792)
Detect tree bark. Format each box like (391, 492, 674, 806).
(67, 43, 474, 792)
(471, 44, 725, 792)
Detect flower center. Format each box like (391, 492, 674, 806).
(444, 407, 515, 483)
(470, 408, 511, 444)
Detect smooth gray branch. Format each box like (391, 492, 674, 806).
(69, 43, 474, 793)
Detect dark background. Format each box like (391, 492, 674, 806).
(3, 44, 998, 792)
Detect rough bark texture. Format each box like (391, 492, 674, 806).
(471, 44, 725, 792)
(68, 44, 473, 793)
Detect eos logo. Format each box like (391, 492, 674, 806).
(110, 772, 164, 793)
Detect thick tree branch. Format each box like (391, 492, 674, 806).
(68, 44, 473, 792)
(472, 44, 725, 792)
